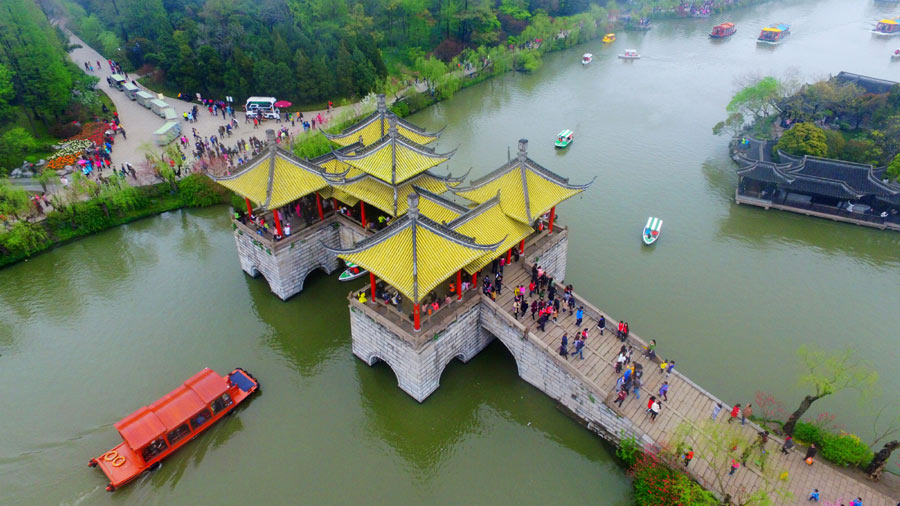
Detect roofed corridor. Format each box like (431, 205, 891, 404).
(347, 237, 895, 505)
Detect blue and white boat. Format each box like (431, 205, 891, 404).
(642, 217, 662, 245)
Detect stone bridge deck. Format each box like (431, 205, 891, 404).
(484, 257, 892, 506)
(349, 229, 893, 505)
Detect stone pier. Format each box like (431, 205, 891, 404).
(234, 214, 369, 300)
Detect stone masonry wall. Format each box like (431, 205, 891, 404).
(234, 220, 341, 300)
(349, 299, 492, 402)
(528, 230, 568, 283)
(478, 300, 646, 445)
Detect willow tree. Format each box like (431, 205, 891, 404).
(782, 346, 878, 437)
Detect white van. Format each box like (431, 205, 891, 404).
(245, 96, 280, 120)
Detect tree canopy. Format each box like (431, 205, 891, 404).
(775, 123, 828, 158)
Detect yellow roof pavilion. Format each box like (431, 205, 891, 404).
(448, 194, 535, 275)
(214, 148, 328, 210)
(326, 194, 500, 303)
(333, 126, 454, 186)
(323, 95, 442, 147)
(415, 187, 468, 225)
(454, 139, 592, 225)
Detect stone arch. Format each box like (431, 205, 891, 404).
(486, 331, 526, 378)
(297, 263, 330, 291)
(361, 352, 425, 401)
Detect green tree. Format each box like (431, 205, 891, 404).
(0, 128, 38, 170)
(887, 153, 900, 182)
(712, 112, 745, 137)
(0, 63, 14, 121)
(776, 123, 828, 158)
(0, 220, 48, 257)
(37, 169, 59, 193)
(0, 181, 31, 221)
(727, 77, 783, 121)
(823, 130, 845, 159)
(782, 346, 878, 437)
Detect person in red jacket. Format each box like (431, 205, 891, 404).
(728, 404, 741, 424)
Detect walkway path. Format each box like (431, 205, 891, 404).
(62, 28, 359, 185)
(486, 245, 892, 506)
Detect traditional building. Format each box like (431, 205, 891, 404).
(736, 153, 900, 230)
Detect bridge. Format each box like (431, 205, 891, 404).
(347, 229, 894, 506)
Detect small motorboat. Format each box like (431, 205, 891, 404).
(618, 49, 640, 59)
(89, 368, 259, 492)
(757, 23, 790, 44)
(872, 18, 900, 37)
(892, 49, 900, 60)
(642, 217, 663, 245)
(339, 261, 367, 281)
(555, 129, 574, 148)
(602, 33, 616, 43)
(582, 53, 593, 65)
(710, 22, 737, 38)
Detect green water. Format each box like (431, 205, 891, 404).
(3, 0, 900, 503)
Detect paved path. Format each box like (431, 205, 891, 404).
(486, 250, 893, 506)
(63, 29, 357, 185)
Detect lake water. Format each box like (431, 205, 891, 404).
(2, 0, 899, 503)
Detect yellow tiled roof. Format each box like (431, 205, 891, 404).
(337, 137, 451, 185)
(418, 197, 464, 224)
(327, 117, 386, 147)
(268, 156, 328, 209)
(454, 161, 588, 225)
(331, 173, 462, 217)
(398, 124, 438, 145)
(216, 158, 270, 207)
(214, 152, 328, 210)
(337, 218, 496, 303)
(450, 198, 534, 274)
(316, 157, 364, 178)
(325, 112, 440, 147)
(317, 186, 360, 206)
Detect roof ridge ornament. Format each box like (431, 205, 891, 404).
(407, 192, 419, 220)
(517, 138, 528, 162)
(377, 94, 386, 114)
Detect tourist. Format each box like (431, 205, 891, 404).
(850, 497, 862, 506)
(615, 388, 627, 407)
(573, 337, 584, 359)
(575, 306, 584, 327)
(597, 314, 605, 335)
(683, 448, 693, 467)
(512, 299, 519, 319)
(664, 360, 675, 378)
(632, 377, 641, 399)
(742, 403, 752, 426)
(358, 291, 367, 303)
(781, 435, 794, 455)
(659, 381, 669, 402)
(712, 402, 723, 421)
(649, 400, 660, 421)
(729, 459, 740, 476)
(615, 350, 627, 374)
(645, 395, 655, 413)
(617, 321, 624, 339)
(623, 322, 630, 342)
(805, 443, 817, 464)
(559, 334, 569, 360)
(659, 359, 668, 375)
(808, 488, 819, 502)
(728, 404, 741, 424)
(644, 339, 657, 359)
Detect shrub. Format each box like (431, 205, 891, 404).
(824, 130, 846, 159)
(230, 192, 246, 213)
(616, 435, 641, 468)
(291, 132, 335, 159)
(629, 451, 716, 506)
(178, 174, 224, 207)
(0, 221, 50, 257)
(793, 421, 825, 447)
(72, 200, 112, 232)
(819, 432, 873, 468)
(390, 100, 410, 118)
(776, 123, 828, 158)
(887, 153, 900, 182)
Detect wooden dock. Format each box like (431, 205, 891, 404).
(485, 249, 893, 505)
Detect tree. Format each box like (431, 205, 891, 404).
(0, 63, 14, 121)
(776, 123, 829, 158)
(886, 153, 900, 182)
(0, 181, 31, 221)
(0, 128, 38, 170)
(781, 346, 878, 437)
(37, 169, 59, 193)
(727, 77, 783, 121)
(866, 440, 899, 482)
(712, 112, 745, 137)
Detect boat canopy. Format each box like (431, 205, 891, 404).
(583, 53, 592, 58)
(557, 129, 573, 138)
(113, 368, 230, 449)
(879, 19, 898, 25)
(625, 49, 637, 53)
(605, 33, 615, 37)
(717, 22, 734, 29)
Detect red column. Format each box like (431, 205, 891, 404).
(519, 239, 525, 254)
(456, 270, 462, 300)
(333, 198, 339, 213)
(472, 272, 478, 290)
(315, 192, 324, 220)
(369, 272, 376, 301)
(272, 209, 283, 237)
(360, 201, 367, 227)
(506, 248, 512, 264)
(245, 197, 252, 215)
(413, 304, 421, 330)
(549, 206, 556, 234)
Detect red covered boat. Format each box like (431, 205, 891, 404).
(89, 368, 259, 491)
(710, 22, 736, 38)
